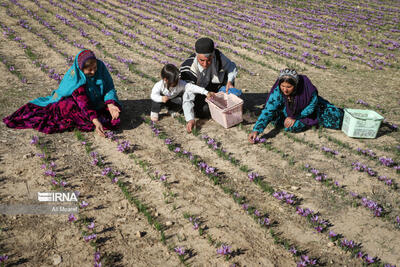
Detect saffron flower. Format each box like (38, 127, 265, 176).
(88, 222, 95, 230)
(68, 213, 77, 222)
(165, 139, 172, 145)
(80, 201, 89, 208)
(44, 170, 56, 177)
(30, 136, 39, 145)
(217, 245, 232, 256)
(0, 255, 8, 263)
(174, 247, 185, 256)
(111, 177, 118, 183)
(248, 172, 259, 181)
(94, 251, 101, 262)
(51, 179, 58, 186)
(117, 140, 131, 153)
(60, 181, 67, 187)
(102, 167, 111, 176)
(50, 161, 57, 169)
(84, 234, 97, 242)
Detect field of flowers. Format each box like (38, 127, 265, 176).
(0, 0, 399, 266)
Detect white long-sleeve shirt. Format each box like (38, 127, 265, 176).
(151, 80, 208, 103)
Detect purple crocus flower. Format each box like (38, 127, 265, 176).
(80, 201, 89, 208)
(40, 164, 47, 169)
(254, 209, 261, 217)
(289, 247, 297, 254)
(0, 255, 8, 263)
(94, 251, 101, 262)
(165, 139, 172, 145)
(160, 175, 167, 182)
(174, 147, 181, 153)
(60, 181, 67, 187)
(217, 245, 232, 256)
(30, 136, 39, 145)
(68, 213, 77, 222)
(44, 170, 56, 177)
(364, 255, 375, 263)
(50, 161, 57, 169)
(111, 177, 118, 183)
(88, 222, 95, 230)
(102, 167, 111, 176)
(51, 179, 58, 186)
(328, 231, 337, 238)
(174, 247, 185, 256)
(248, 172, 259, 181)
(84, 234, 97, 242)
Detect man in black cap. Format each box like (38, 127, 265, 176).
(180, 37, 238, 132)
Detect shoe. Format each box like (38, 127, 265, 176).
(150, 112, 159, 122)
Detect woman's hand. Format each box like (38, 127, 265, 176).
(92, 118, 105, 137)
(248, 131, 259, 143)
(284, 117, 296, 128)
(107, 103, 121, 120)
(206, 92, 215, 99)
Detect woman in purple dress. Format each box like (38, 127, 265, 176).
(3, 50, 121, 137)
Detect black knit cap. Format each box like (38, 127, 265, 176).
(195, 37, 215, 54)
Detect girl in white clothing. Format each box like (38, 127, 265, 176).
(150, 64, 214, 122)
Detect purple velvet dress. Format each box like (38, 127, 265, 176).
(3, 86, 120, 134)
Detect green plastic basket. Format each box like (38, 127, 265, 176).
(341, 108, 384, 138)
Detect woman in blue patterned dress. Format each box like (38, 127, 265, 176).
(249, 69, 343, 143)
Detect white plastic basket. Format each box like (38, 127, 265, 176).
(205, 92, 243, 128)
(341, 108, 384, 138)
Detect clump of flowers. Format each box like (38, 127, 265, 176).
(217, 245, 232, 260)
(84, 233, 97, 242)
(154, 171, 167, 182)
(273, 191, 295, 205)
(321, 146, 339, 156)
(379, 156, 396, 167)
(352, 162, 376, 176)
(174, 246, 185, 256)
(247, 172, 259, 182)
(253, 136, 266, 144)
(90, 151, 103, 166)
(356, 99, 369, 106)
(94, 251, 101, 267)
(0, 255, 8, 264)
(105, 131, 117, 141)
(361, 198, 383, 217)
(117, 140, 132, 153)
(304, 165, 327, 182)
(30, 135, 39, 145)
(296, 255, 317, 266)
(395, 216, 400, 229)
(296, 207, 328, 233)
(356, 148, 376, 158)
(68, 213, 77, 222)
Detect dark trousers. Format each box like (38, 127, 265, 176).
(151, 96, 183, 113)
